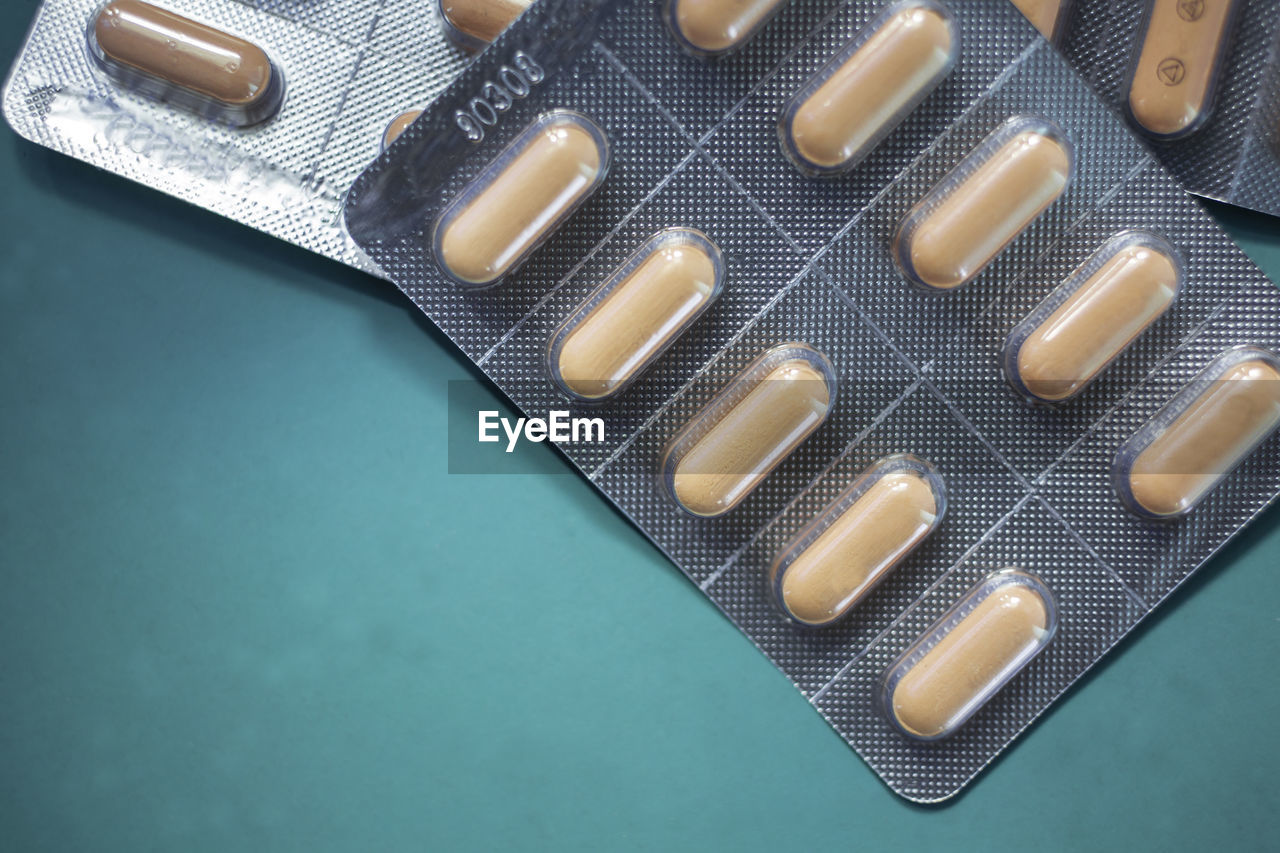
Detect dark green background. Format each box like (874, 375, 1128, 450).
(3, 1, 1278, 847)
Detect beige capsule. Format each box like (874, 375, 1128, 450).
(663, 344, 836, 518)
(382, 109, 422, 151)
(550, 229, 724, 401)
(1117, 348, 1280, 518)
(434, 111, 610, 287)
(882, 569, 1056, 740)
(895, 117, 1073, 290)
(772, 455, 945, 627)
(1005, 232, 1181, 403)
(1127, 0, 1237, 139)
(89, 0, 283, 126)
(1009, 0, 1068, 42)
(665, 0, 788, 56)
(439, 0, 532, 49)
(779, 0, 957, 175)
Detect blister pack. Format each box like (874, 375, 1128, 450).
(345, 0, 1280, 801)
(2, 0, 478, 274)
(1056, 0, 1280, 218)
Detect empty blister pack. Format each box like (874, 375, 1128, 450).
(344, 0, 1280, 801)
(2, 0, 478, 273)
(345, 0, 1280, 799)
(1056, 0, 1280, 218)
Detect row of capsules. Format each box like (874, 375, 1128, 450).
(424, 0, 1280, 741)
(83, 0, 1246, 194)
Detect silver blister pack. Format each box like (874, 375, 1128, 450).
(345, 0, 1280, 800)
(2, 0, 474, 274)
(1058, 0, 1280, 217)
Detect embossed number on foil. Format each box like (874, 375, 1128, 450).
(454, 51, 547, 142)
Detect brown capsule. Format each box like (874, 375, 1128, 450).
(1116, 348, 1280, 518)
(662, 344, 837, 518)
(1009, 0, 1069, 42)
(89, 0, 283, 126)
(779, 1, 957, 175)
(1126, 0, 1237, 139)
(882, 569, 1056, 740)
(1004, 232, 1181, 403)
(382, 109, 423, 151)
(665, 0, 788, 56)
(439, 0, 532, 50)
(433, 111, 610, 287)
(549, 229, 724, 401)
(894, 117, 1073, 290)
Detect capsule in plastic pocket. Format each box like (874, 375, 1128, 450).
(433, 110, 611, 288)
(893, 115, 1073, 291)
(661, 343, 837, 518)
(663, 0, 788, 57)
(549, 228, 725, 401)
(778, 0, 958, 176)
(87, 0, 285, 127)
(771, 454, 946, 627)
(382, 109, 423, 151)
(437, 0, 532, 51)
(1003, 231, 1182, 404)
(1113, 346, 1280, 519)
(1009, 0, 1072, 43)
(880, 568, 1057, 740)
(1126, 0, 1238, 140)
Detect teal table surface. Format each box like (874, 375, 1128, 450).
(3, 3, 1279, 849)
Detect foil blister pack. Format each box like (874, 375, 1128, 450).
(345, 0, 1280, 800)
(1057, 0, 1280, 218)
(2, 0, 475, 273)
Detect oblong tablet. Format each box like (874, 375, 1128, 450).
(663, 0, 788, 57)
(88, 0, 284, 126)
(771, 454, 946, 627)
(549, 228, 725, 401)
(881, 569, 1056, 740)
(778, 0, 958, 176)
(661, 344, 837, 518)
(893, 116, 1073, 291)
(437, 0, 532, 51)
(1009, 0, 1071, 43)
(382, 108, 422, 151)
(1126, 0, 1238, 139)
(1113, 346, 1280, 519)
(433, 111, 611, 287)
(1003, 231, 1182, 404)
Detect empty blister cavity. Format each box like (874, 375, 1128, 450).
(382, 109, 423, 152)
(770, 454, 945, 627)
(663, 0, 788, 57)
(880, 568, 1057, 740)
(438, 0, 532, 51)
(433, 110, 611, 288)
(778, 0, 958, 176)
(87, 0, 285, 127)
(1125, 0, 1239, 140)
(1113, 346, 1280, 520)
(1003, 230, 1183, 404)
(1009, 0, 1072, 43)
(893, 115, 1073, 291)
(548, 228, 725, 402)
(661, 344, 836, 518)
